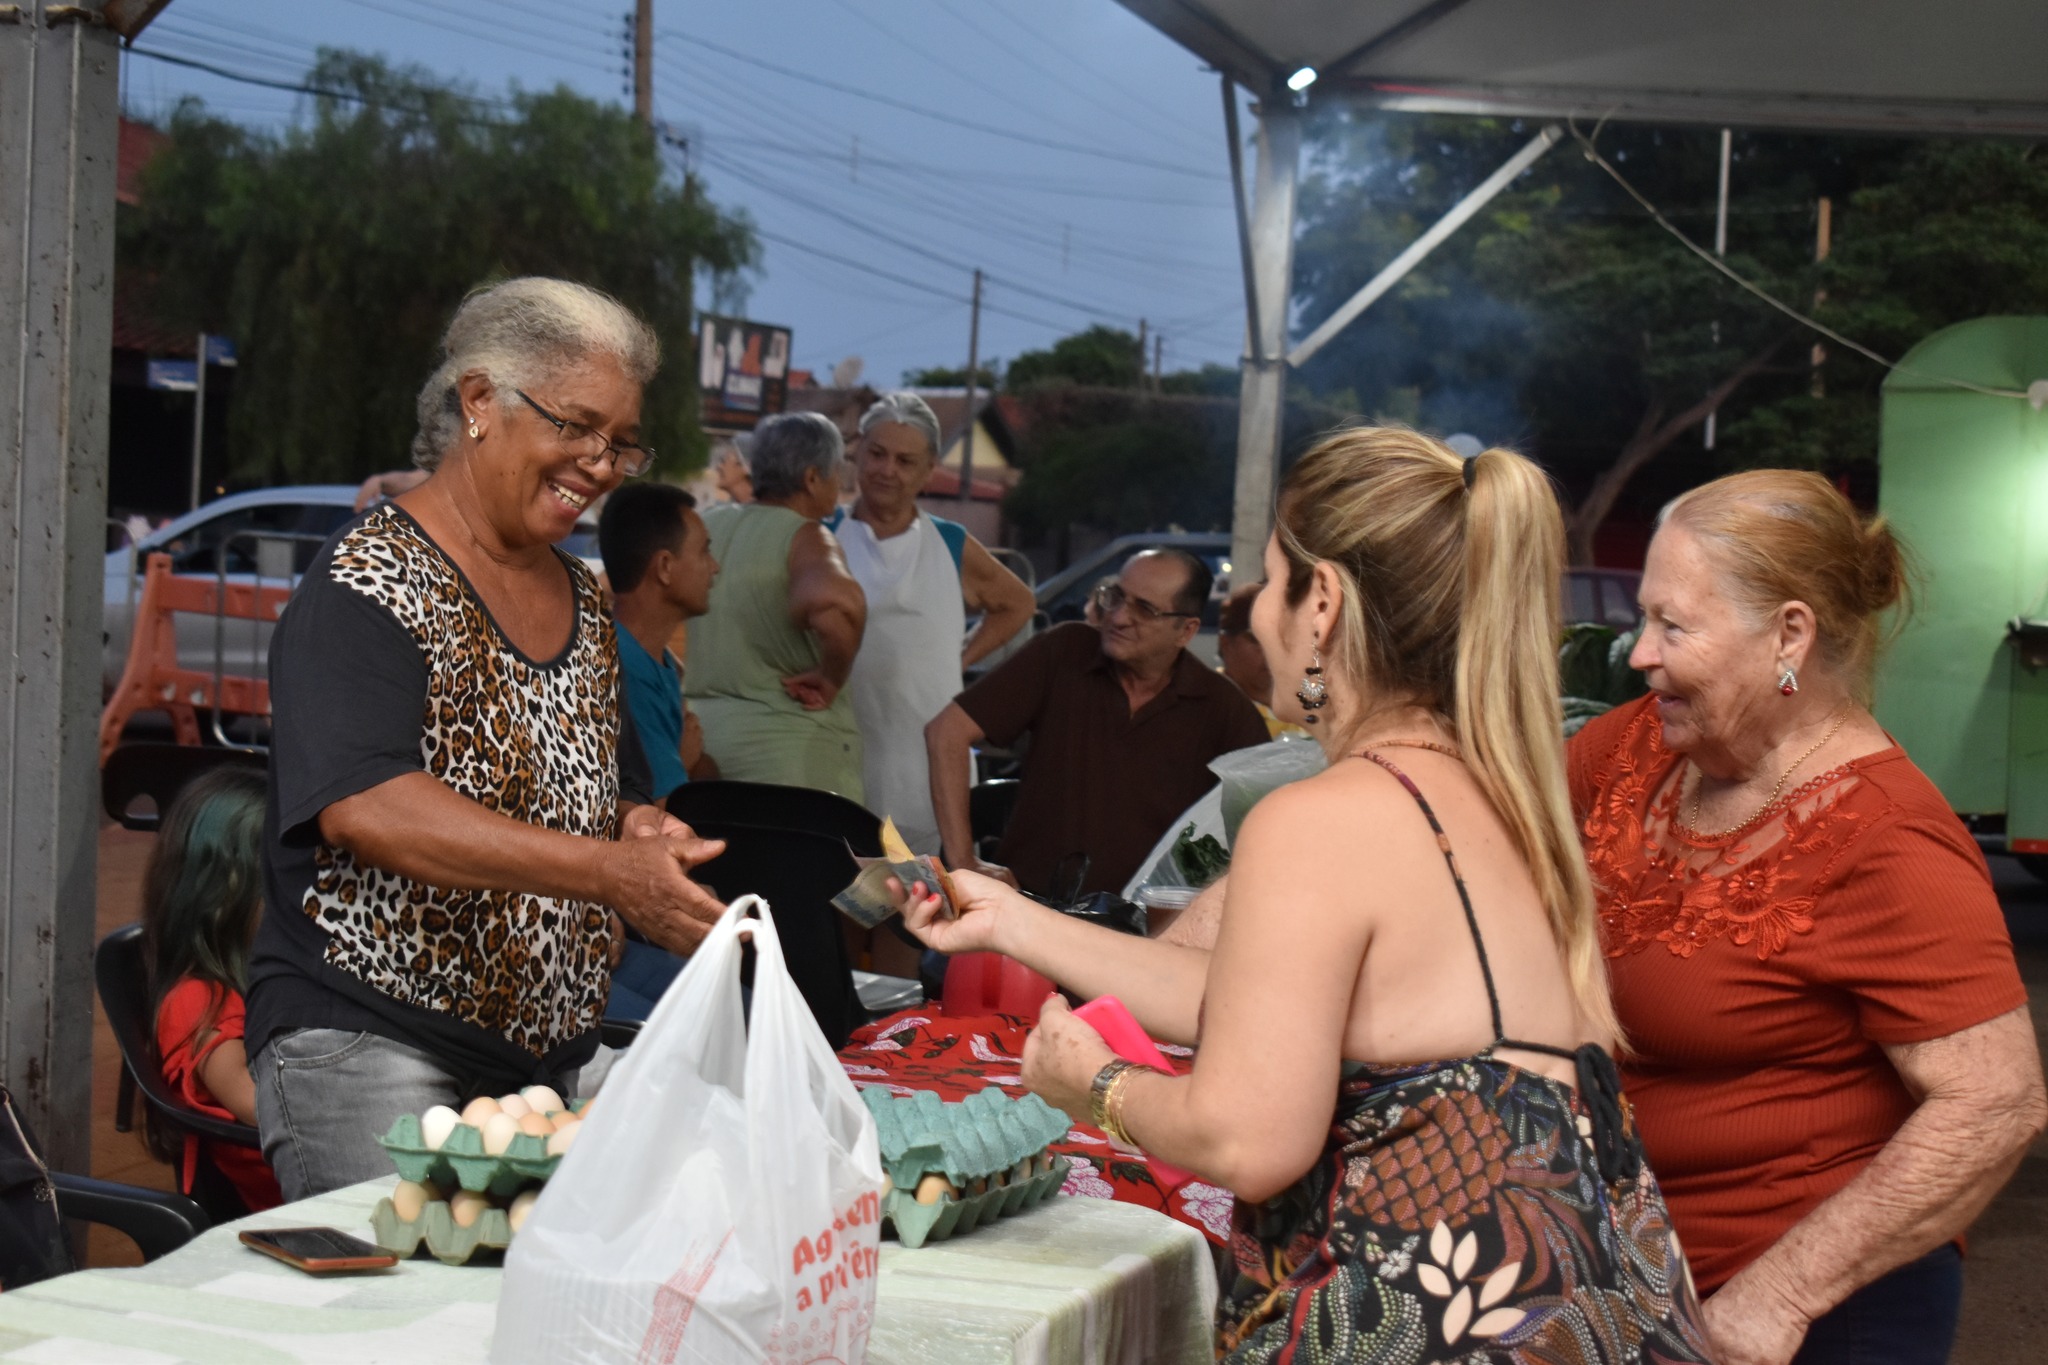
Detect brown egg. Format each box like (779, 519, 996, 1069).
(481, 1112, 521, 1156)
(517, 1112, 552, 1139)
(391, 1179, 441, 1222)
(913, 1173, 956, 1205)
(548, 1111, 580, 1134)
(459, 1096, 501, 1128)
(450, 1190, 490, 1228)
(507, 1188, 540, 1234)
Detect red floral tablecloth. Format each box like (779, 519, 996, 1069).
(836, 1008, 1234, 1246)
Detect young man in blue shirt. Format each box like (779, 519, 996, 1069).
(599, 483, 722, 1017)
(601, 483, 721, 802)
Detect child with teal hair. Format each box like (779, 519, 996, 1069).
(143, 765, 281, 1211)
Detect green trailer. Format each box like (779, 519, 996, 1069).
(1874, 317, 2048, 863)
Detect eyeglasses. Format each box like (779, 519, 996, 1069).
(1093, 581, 1196, 625)
(515, 390, 655, 478)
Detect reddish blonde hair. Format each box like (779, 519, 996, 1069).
(1661, 471, 1912, 699)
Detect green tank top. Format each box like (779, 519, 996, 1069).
(683, 503, 863, 799)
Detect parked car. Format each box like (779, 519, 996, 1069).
(103, 486, 361, 696)
(103, 484, 608, 696)
(1032, 531, 1643, 666)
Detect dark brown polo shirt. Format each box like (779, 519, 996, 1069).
(958, 622, 1269, 897)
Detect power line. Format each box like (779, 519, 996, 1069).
(655, 26, 1218, 180)
(127, 44, 514, 116)
(657, 50, 1235, 287)
(694, 145, 1137, 325)
(924, 0, 1215, 158)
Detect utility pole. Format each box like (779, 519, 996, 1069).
(1153, 333, 1164, 393)
(633, 0, 653, 127)
(1704, 127, 1732, 450)
(1137, 317, 1148, 382)
(959, 269, 982, 510)
(189, 332, 209, 510)
(1811, 197, 1832, 397)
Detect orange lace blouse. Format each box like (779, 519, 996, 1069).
(1569, 696, 2027, 1294)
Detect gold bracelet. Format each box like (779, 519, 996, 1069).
(1103, 1064, 1157, 1148)
(1089, 1059, 1140, 1132)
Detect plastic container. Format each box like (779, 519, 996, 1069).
(941, 951, 1056, 1017)
(1072, 996, 1192, 1190)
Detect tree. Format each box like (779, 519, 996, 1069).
(1286, 109, 1938, 559)
(1005, 325, 1144, 391)
(120, 51, 756, 485)
(903, 364, 998, 388)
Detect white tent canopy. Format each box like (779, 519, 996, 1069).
(1120, 0, 2048, 136)
(1116, 1, 2048, 572)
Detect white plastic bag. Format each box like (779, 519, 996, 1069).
(492, 895, 886, 1365)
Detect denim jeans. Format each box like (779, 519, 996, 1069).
(252, 1029, 580, 1202)
(1791, 1244, 1963, 1365)
(605, 940, 687, 1022)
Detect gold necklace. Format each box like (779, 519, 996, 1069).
(1685, 709, 1852, 838)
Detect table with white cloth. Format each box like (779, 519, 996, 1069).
(0, 1176, 1218, 1365)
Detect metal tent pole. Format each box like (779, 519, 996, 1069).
(1, 0, 122, 1171)
(1226, 93, 1300, 583)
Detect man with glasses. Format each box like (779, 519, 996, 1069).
(924, 549, 1268, 898)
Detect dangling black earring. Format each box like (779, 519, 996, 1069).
(1296, 648, 1328, 724)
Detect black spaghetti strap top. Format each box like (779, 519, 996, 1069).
(1355, 748, 1643, 1187)
(1214, 749, 1709, 1364)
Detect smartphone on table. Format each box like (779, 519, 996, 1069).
(239, 1227, 399, 1274)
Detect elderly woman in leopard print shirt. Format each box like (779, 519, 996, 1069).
(244, 278, 727, 1201)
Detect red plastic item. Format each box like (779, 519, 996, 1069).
(1071, 996, 1192, 1189)
(940, 952, 1056, 1018)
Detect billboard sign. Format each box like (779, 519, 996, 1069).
(697, 314, 792, 430)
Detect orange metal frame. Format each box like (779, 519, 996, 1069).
(97, 553, 292, 764)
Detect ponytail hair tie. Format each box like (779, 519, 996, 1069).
(1462, 454, 1480, 491)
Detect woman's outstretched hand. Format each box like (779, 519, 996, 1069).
(1021, 994, 1116, 1127)
(891, 866, 1022, 956)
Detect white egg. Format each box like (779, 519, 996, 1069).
(545, 1122, 580, 1157)
(481, 1111, 521, 1156)
(519, 1084, 565, 1115)
(450, 1189, 490, 1228)
(507, 1188, 540, 1233)
(497, 1093, 532, 1120)
(419, 1105, 460, 1151)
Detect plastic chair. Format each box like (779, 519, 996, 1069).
(680, 821, 866, 1049)
(94, 924, 262, 1224)
(101, 743, 267, 833)
(941, 952, 1057, 1018)
(969, 778, 1021, 859)
(666, 781, 882, 857)
(53, 1173, 210, 1263)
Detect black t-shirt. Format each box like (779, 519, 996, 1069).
(246, 505, 652, 1095)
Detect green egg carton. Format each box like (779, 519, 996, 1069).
(861, 1086, 1074, 1248)
(369, 1195, 513, 1266)
(378, 1104, 581, 1198)
(878, 1155, 1069, 1249)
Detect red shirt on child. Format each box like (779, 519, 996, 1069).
(155, 978, 282, 1211)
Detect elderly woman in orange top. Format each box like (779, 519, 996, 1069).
(1569, 470, 2047, 1365)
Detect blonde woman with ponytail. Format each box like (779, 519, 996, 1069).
(896, 427, 1711, 1363)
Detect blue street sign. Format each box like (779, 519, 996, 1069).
(147, 359, 198, 392)
(203, 335, 237, 366)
